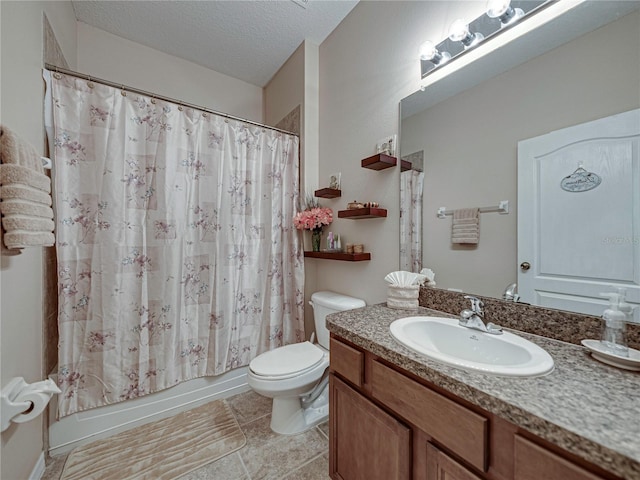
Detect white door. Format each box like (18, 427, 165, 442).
(518, 109, 640, 322)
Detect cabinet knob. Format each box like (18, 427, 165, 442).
(520, 262, 531, 271)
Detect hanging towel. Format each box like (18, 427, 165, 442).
(452, 208, 479, 245)
(0, 125, 55, 252)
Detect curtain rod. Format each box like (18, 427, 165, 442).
(44, 63, 298, 137)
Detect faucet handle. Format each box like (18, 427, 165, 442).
(464, 295, 484, 315)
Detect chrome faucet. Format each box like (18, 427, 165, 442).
(459, 295, 503, 335)
(503, 283, 520, 302)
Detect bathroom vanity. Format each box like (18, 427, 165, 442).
(327, 305, 640, 480)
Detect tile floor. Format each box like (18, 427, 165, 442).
(42, 390, 330, 480)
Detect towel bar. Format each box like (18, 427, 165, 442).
(437, 200, 509, 219)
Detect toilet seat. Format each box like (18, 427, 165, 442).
(250, 341, 326, 380)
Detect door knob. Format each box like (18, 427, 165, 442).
(520, 262, 531, 271)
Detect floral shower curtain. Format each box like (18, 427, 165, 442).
(400, 169, 424, 272)
(48, 72, 304, 417)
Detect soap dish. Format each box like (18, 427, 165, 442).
(581, 339, 640, 371)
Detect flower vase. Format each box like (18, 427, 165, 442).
(311, 229, 322, 252)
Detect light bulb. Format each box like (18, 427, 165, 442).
(448, 19, 484, 47)
(449, 19, 470, 42)
(419, 40, 437, 61)
(487, 0, 524, 25)
(419, 40, 451, 65)
(487, 0, 510, 18)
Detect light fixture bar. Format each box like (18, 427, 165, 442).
(420, 0, 550, 79)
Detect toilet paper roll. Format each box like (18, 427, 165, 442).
(11, 391, 51, 424)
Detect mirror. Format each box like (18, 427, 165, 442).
(400, 1, 640, 312)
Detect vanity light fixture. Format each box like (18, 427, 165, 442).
(449, 19, 484, 48)
(419, 40, 451, 66)
(419, 0, 551, 80)
(487, 0, 524, 26)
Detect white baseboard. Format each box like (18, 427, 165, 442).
(29, 452, 46, 480)
(49, 368, 249, 455)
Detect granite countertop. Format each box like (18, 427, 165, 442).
(327, 304, 640, 480)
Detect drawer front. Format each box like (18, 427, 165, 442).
(371, 360, 488, 472)
(330, 337, 364, 388)
(514, 436, 605, 480)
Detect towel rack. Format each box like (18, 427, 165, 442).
(437, 200, 509, 219)
(41, 157, 52, 169)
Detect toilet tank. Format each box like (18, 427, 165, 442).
(310, 291, 366, 349)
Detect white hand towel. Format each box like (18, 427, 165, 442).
(452, 208, 479, 245)
(0, 125, 55, 252)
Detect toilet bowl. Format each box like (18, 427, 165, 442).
(247, 291, 365, 435)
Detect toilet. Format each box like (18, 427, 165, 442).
(247, 291, 365, 435)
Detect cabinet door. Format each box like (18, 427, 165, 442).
(514, 436, 605, 480)
(426, 443, 483, 480)
(330, 374, 411, 480)
(371, 360, 488, 472)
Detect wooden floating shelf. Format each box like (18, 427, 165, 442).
(304, 251, 371, 261)
(314, 188, 342, 199)
(338, 207, 387, 219)
(361, 153, 397, 170)
(400, 160, 412, 172)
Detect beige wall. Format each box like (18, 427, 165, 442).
(402, 11, 640, 299)
(264, 43, 304, 129)
(264, 40, 320, 213)
(317, 1, 484, 305)
(77, 22, 264, 123)
(264, 41, 320, 339)
(0, 2, 77, 478)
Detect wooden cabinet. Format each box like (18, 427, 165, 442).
(426, 443, 483, 480)
(329, 337, 365, 388)
(330, 375, 411, 480)
(514, 436, 605, 480)
(329, 334, 617, 480)
(371, 360, 488, 472)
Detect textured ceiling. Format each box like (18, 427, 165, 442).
(72, 0, 358, 87)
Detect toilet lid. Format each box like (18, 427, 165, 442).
(250, 341, 325, 378)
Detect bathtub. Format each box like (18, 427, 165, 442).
(48, 367, 249, 455)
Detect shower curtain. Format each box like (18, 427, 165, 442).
(400, 169, 424, 272)
(47, 72, 304, 417)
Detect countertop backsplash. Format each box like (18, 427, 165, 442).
(419, 286, 640, 350)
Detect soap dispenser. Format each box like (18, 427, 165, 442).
(615, 287, 634, 321)
(600, 291, 629, 357)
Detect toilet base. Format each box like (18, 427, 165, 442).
(270, 384, 329, 435)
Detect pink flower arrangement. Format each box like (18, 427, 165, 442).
(293, 207, 333, 231)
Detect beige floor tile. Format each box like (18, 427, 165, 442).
(42, 391, 330, 480)
(239, 414, 283, 450)
(178, 452, 249, 480)
(42, 454, 68, 480)
(228, 390, 273, 425)
(240, 426, 328, 479)
(282, 453, 330, 480)
(317, 421, 329, 439)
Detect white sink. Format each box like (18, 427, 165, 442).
(389, 316, 554, 377)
